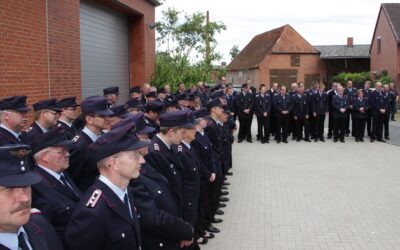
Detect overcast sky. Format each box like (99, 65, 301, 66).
(156, 0, 386, 63)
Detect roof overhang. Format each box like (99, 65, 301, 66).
(320, 56, 370, 60)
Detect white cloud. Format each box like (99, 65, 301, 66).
(156, 0, 384, 62)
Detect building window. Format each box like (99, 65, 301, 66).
(377, 37, 381, 54)
(238, 71, 243, 78)
(291, 55, 300, 67)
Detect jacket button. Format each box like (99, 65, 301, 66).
(158, 190, 162, 194)
(193, 168, 196, 171)
(66, 206, 70, 210)
(159, 242, 164, 247)
(121, 233, 125, 238)
(188, 202, 192, 206)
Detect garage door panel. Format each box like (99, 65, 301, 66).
(80, 0, 129, 101)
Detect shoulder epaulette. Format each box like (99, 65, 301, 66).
(153, 143, 160, 151)
(86, 189, 102, 208)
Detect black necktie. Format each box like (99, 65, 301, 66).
(18, 232, 30, 250)
(60, 174, 78, 198)
(124, 194, 133, 220)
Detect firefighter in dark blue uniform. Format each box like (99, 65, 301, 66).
(65, 122, 148, 250)
(0, 144, 64, 250)
(254, 84, 271, 144)
(235, 83, 254, 143)
(369, 82, 389, 142)
(68, 96, 113, 191)
(30, 127, 82, 246)
(0, 96, 30, 145)
(344, 81, 357, 136)
(57, 97, 80, 140)
(20, 98, 61, 145)
(331, 86, 349, 142)
(272, 86, 293, 143)
(292, 86, 310, 142)
(352, 90, 370, 142)
(311, 84, 328, 142)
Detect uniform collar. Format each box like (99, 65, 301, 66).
(181, 140, 191, 149)
(0, 124, 20, 140)
(58, 119, 73, 128)
(98, 175, 127, 202)
(0, 226, 32, 250)
(35, 121, 48, 133)
(37, 164, 62, 182)
(82, 126, 101, 142)
(156, 134, 171, 150)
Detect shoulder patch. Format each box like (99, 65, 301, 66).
(25, 127, 32, 132)
(86, 189, 102, 208)
(153, 143, 160, 151)
(72, 135, 80, 143)
(177, 145, 183, 152)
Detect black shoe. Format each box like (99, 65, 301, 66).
(211, 218, 223, 223)
(385, 136, 390, 140)
(320, 138, 325, 142)
(356, 138, 359, 142)
(276, 140, 281, 144)
(237, 139, 243, 143)
(247, 139, 253, 143)
(221, 191, 229, 195)
(265, 139, 269, 143)
(261, 140, 266, 144)
(314, 138, 318, 142)
(206, 225, 220, 233)
(218, 203, 226, 208)
(256, 136, 261, 141)
(340, 139, 345, 143)
(282, 140, 288, 143)
(222, 181, 230, 186)
(377, 139, 386, 143)
(223, 176, 228, 181)
(203, 232, 215, 239)
(226, 172, 233, 176)
(219, 197, 229, 202)
(334, 138, 338, 142)
(304, 138, 311, 142)
(296, 138, 301, 142)
(292, 136, 296, 140)
(370, 138, 375, 142)
(221, 186, 228, 190)
(345, 134, 349, 137)
(197, 237, 208, 245)
(215, 209, 224, 215)
(360, 138, 364, 142)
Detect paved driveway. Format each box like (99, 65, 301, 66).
(202, 121, 400, 250)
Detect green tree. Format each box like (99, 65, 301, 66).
(151, 8, 226, 89)
(229, 45, 240, 61)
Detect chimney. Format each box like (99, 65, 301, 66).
(347, 37, 354, 47)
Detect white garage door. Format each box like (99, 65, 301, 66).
(80, 0, 130, 102)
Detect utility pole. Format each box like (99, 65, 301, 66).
(205, 11, 210, 62)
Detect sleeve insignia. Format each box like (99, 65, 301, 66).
(86, 189, 102, 208)
(72, 135, 80, 143)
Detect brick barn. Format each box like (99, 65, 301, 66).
(227, 25, 326, 89)
(0, 0, 159, 104)
(370, 3, 400, 90)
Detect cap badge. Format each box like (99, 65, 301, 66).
(9, 149, 31, 158)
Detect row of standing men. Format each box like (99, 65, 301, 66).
(0, 84, 236, 250)
(233, 80, 398, 144)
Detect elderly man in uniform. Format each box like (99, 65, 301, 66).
(311, 83, 329, 142)
(20, 99, 61, 144)
(68, 96, 113, 191)
(65, 122, 148, 250)
(370, 82, 389, 142)
(292, 86, 310, 142)
(0, 144, 63, 250)
(0, 96, 30, 145)
(103, 86, 119, 106)
(273, 86, 293, 143)
(30, 127, 82, 246)
(57, 97, 80, 140)
(331, 86, 349, 142)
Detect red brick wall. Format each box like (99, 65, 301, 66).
(47, 0, 82, 100)
(0, 0, 50, 105)
(370, 8, 399, 89)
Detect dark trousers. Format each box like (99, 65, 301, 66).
(366, 111, 372, 136)
(383, 114, 390, 138)
(197, 180, 209, 235)
(314, 114, 326, 139)
(353, 118, 366, 139)
(275, 115, 289, 141)
(207, 175, 222, 221)
(238, 117, 252, 140)
(288, 115, 294, 137)
(333, 117, 346, 140)
(295, 117, 309, 139)
(256, 116, 270, 141)
(328, 110, 334, 136)
(390, 103, 397, 120)
(270, 113, 276, 135)
(345, 112, 351, 135)
(372, 113, 385, 140)
(308, 115, 316, 139)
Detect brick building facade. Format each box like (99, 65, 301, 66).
(0, 0, 158, 105)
